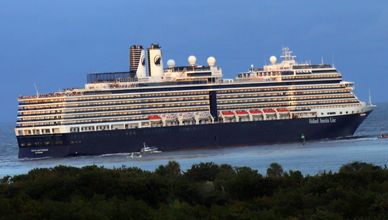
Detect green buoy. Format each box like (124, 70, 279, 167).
(301, 133, 305, 145)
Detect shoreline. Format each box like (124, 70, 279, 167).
(1, 161, 388, 219)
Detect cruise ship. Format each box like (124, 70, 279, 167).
(15, 44, 374, 158)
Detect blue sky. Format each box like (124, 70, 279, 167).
(0, 0, 387, 122)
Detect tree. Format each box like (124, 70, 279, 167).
(185, 162, 220, 182)
(339, 162, 380, 174)
(226, 167, 264, 200)
(155, 161, 181, 177)
(267, 163, 284, 178)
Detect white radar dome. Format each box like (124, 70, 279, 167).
(207, 56, 216, 67)
(188, 55, 197, 66)
(270, 56, 277, 65)
(167, 59, 176, 68)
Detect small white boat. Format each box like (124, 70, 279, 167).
(140, 142, 162, 154)
(127, 152, 142, 158)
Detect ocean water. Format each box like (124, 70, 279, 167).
(1, 103, 388, 177)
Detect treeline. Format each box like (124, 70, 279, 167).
(1, 161, 388, 219)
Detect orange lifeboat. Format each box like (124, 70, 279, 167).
(276, 108, 289, 113)
(249, 109, 263, 115)
(236, 110, 249, 115)
(221, 111, 234, 116)
(263, 108, 276, 114)
(148, 115, 162, 121)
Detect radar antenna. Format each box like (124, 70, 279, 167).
(281, 47, 296, 61)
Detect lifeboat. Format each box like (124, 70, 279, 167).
(249, 109, 263, 115)
(164, 114, 178, 121)
(236, 110, 249, 116)
(263, 108, 276, 114)
(148, 115, 162, 121)
(181, 112, 195, 120)
(276, 108, 289, 113)
(221, 111, 235, 117)
(197, 112, 211, 119)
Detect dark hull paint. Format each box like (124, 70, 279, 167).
(17, 112, 370, 158)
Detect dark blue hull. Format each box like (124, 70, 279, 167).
(17, 112, 370, 158)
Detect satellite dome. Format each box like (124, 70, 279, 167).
(207, 56, 216, 67)
(270, 56, 277, 65)
(188, 55, 197, 66)
(167, 59, 176, 68)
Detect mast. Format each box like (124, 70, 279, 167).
(34, 83, 39, 98)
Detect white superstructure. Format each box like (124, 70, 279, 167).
(15, 45, 373, 138)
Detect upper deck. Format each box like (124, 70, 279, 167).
(18, 47, 342, 102)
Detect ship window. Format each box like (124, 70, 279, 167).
(70, 127, 79, 132)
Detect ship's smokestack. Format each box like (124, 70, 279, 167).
(136, 49, 146, 79)
(147, 43, 164, 80)
(129, 45, 143, 76)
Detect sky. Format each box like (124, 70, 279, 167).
(0, 0, 387, 122)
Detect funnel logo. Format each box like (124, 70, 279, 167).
(154, 55, 161, 65)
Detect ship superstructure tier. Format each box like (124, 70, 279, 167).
(15, 44, 374, 158)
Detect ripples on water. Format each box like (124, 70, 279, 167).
(1, 103, 387, 177)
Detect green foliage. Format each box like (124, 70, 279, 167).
(155, 161, 181, 177)
(266, 162, 284, 178)
(339, 161, 381, 174)
(185, 162, 220, 182)
(226, 167, 264, 200)
(0, 161, 388, 219)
